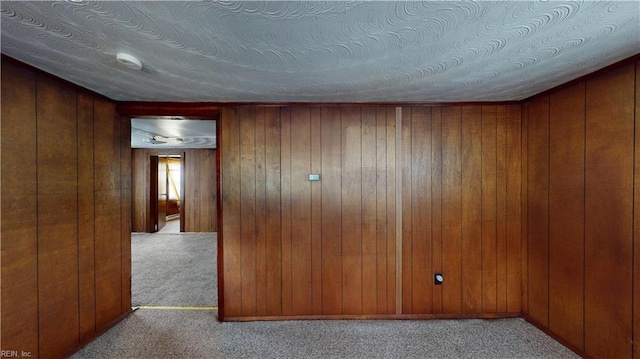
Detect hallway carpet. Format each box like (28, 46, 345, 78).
(73, 232, 579, 358)
(71, 310, 578, 358)
(131, 232, 217, 307)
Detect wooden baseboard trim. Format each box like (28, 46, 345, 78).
(221, 312, 521, 322)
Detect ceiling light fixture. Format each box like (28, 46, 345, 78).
(116, 52, 142, 71)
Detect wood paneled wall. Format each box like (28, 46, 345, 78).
(219, 104, 521, 319)
(131, 148, 217, 232)
(523, 62, 639, 358)
(1, 60, 131, 358)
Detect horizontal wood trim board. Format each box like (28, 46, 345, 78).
(224, 312, 522, 322)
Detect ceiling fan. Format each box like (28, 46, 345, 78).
(142, 133, 184, 145)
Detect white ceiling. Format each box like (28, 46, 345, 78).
(131, 118, 216, 149)
(1, 1, 639, 103)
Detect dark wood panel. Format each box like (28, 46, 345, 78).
(94, 98, 123, 328)
(342, 107, 363, 315)
(520, 103, 529, 315)
(310, 107, 323, 315)
(584, 64, 634, 359)
(505, 105, 522, 313)
(77, 92, 96, 341)
(239, 107, 258, 316)
(375, 107, 390, 314)
(401, 108, 413, 314)
(361, 107, 378, 315)
(321, 106, 343, 314)
(495, 105, 508, 313)
(527, 97, 550, 326)
(254, 108, 267, 316)
(221, 108, 242, 317)
(36, 76, 80, 358)
(480, 105, 497, 314)
(120, 115, 132, 313)
(290, 107, 312, 315)
(410, 107, 432, 314)
(527, 97, 549, 326)
(441, 106, 463, 313)
(548, 82, 585, 351)
(280, 107, 293, 315)
(0, 61, 39, 357)
(385, 107, 397, 314)
(635, 61, 640, 359)
(264, 108, 283, 316)
(461, 106, 482, 313)
(431, 107, 444, 314)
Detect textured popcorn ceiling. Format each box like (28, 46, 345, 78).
(1, 1, 639, 103)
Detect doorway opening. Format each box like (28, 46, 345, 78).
(129, 115, 218, 309)
(150, 154, 182, 234)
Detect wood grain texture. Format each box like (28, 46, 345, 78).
(219, 104, 523, 320)
(505, 105, 522, 314)
(441, 106, 463, 314)
(495, 105, 508, 313)
(461, 106, 482, 314)
(264, 108, 283, 316)
(310, 107, 323, 315)
(376, 107, 390, 314)
(77, 92, 96, 342)
(410, 107, 432, 314)
(1, 59, 134, 358)
(280, 107, 293, 316)
(634, 60, 640, 359)
(520, 103, 529, 316)
(94, 98, 123, 329)
(1, 61, 39, 357)
(254, 108, 267, 316)
(321, 106, 343, 314)
(633, 62, 640, 358)
(36, 76, 80, 358)
(526, 97, 550, 327)
(341, 107, 363, 315)
(221, 107, 242, 317)
(361, 107, 378, 315)
(401, 108, 413, 314)
(120, 115, 132, 314)
(480, 105, 497, 314)
(431, 107, 444, 314)
(584, 64, 634, 359)
(290, 107, 312, 315)
(548, 81, 585, 351)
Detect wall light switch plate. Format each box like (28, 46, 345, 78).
(308, 174, 321, 181)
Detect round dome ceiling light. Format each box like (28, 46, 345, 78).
(116, 53, 142, 71)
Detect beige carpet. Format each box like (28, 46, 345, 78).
(71, 311, 578, 358)
(131, 232, 217, 307)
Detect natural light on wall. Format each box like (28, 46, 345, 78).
(167, 157, 181, 202)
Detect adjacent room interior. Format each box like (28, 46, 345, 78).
(1, 1, 639, 358)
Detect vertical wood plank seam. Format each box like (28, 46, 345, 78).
(254, 110, 258, 316)
(582, 82, 587, 353)
(340, 108, 344, 314)
(547, 97, 551, 326)
(496, 109, 499, 312)
(92, 98, 97, 332)
(35, 74, 41, 353)
(480, 108, 484, 312)
(76, 89, 81, 344)
(632, 65, 637, 359)
(396, 107, 403, 315)
(360, 108, 364, 314)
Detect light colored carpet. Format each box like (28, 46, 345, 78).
(71, 311, 579, 359)
(131, 232, 217, 307)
